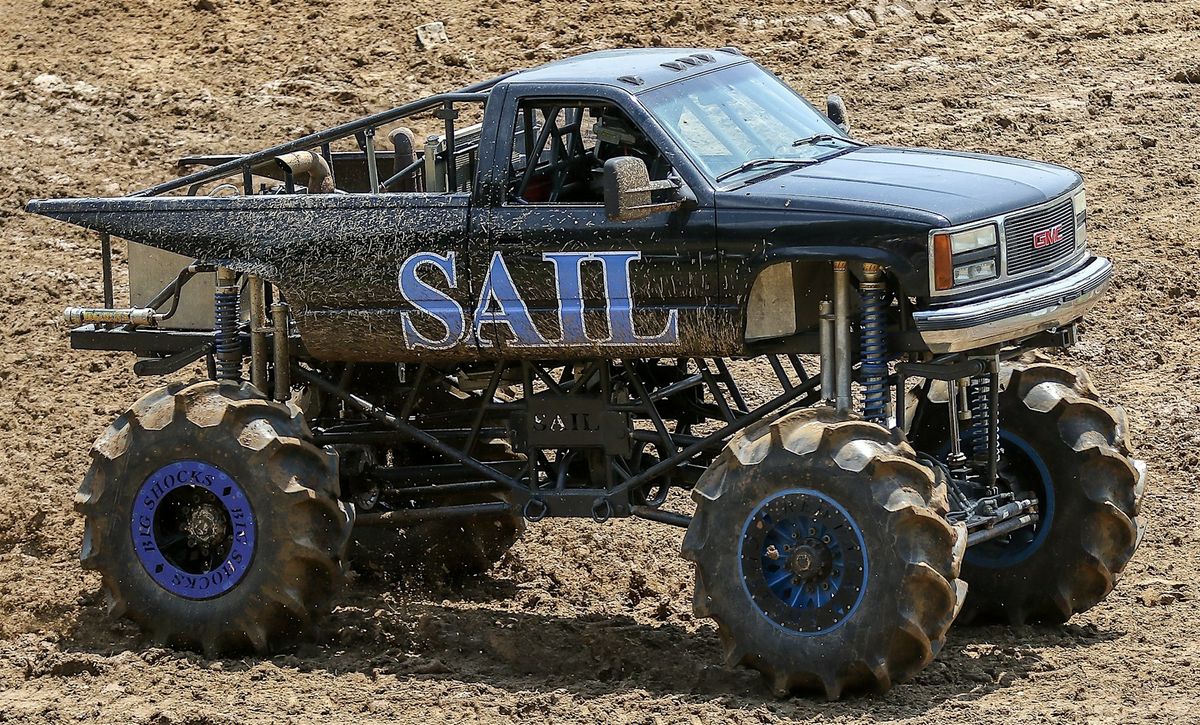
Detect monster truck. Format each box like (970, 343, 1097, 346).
(28, 47, 1145, 697)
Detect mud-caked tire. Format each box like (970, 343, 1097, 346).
(907, 363, 1146, 625)
(78, 381, 353, 655)
(683, 409, 967, 699)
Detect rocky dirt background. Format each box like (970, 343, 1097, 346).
(1, 0, 1198, 722)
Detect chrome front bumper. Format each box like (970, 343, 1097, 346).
(913, 256, 1112, 353)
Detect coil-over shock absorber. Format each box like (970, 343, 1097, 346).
(965, 363, 1001, 487)
(214, 267, 241, 382)
(859, 263, 889, 423)
(964, 375, 991, 458)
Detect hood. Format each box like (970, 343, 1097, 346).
(720, 146, 1082, 226)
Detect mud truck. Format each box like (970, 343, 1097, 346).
(28, 47, 1144, 698)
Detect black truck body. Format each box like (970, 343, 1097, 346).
(30, 47, 1105, 362)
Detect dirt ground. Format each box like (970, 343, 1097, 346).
(0, 0, 1198, 721)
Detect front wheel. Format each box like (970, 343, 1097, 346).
(683, 409, 967, 699)
(907, 363, 1146, 624)
(78, 381, 354, 654)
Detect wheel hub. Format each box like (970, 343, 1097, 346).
(130, 460, 257, 600)
(739, 489, 868, 635)
(787, 541, 832, 580)
(184, 502, 228, 548)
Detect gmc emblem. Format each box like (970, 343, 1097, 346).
(1032, 224, 1064, 249)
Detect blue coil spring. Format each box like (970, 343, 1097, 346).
(859, 282, 888, 423)
(965, 375, 993, 461)
(213, 285, 241, 381)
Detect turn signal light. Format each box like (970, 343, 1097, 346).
(933, 233, 953, 291)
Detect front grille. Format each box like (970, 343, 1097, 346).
(1003, 198, 1077, 276)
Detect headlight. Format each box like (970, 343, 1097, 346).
(1072, 188, 1087, 249)
(932, 223, 999, 291)
(948, 225, 998, 254)
(953, 259, 997, 284)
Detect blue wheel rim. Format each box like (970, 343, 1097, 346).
(130, 460, 257, 599)
(738, 488, 868, 636)
(964, 430, 1055, 568)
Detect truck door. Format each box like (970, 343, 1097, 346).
(471, 91, 720, 358)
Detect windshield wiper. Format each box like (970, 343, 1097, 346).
(792, 133, 866, 148)
(714, 158, 816, 183)
(715, 136, 868, 183)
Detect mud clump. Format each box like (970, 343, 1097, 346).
(1170, 66, 1200, 84)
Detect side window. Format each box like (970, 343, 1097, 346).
(507, 101, 668, 205)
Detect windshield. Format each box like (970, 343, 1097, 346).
(641, 62, 855, 183)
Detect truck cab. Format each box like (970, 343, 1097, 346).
(469, 47, 1106, 359)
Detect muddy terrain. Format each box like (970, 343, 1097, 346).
(0, 0, 1198, 722)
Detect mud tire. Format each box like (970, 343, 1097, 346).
(907, 363, 1146, 625)
(78, 381, 353, 655)
(682, 408, 967, 699)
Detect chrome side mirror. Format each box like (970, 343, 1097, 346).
(603, 156, 684, 222)
(826, 94, 850, 134)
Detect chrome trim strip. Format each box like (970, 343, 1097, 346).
(913, 256, 1112, 352)
(927, 186, 1085, 298)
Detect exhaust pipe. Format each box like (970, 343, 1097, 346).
(275, 150, 335, 194)
(388, 127, 418, 192)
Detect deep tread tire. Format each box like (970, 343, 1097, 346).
(78, 381, 353, 655)
(682, 408, 967, 699)
(907, 363, 1146, 624)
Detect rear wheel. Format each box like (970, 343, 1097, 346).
(683, 409, 967, 698)
(78, 381, 353, 655)
(907, 363, 1146, 624)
